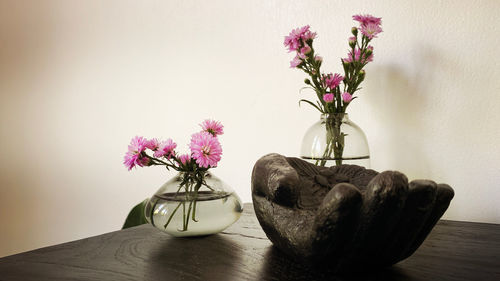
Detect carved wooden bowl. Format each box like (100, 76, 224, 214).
(251, 153, 454, 272)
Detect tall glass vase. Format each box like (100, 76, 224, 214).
(300, 113, 370, 167)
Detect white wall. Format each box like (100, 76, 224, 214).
(1, 0, 499, 257)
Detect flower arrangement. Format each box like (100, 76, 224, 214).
(123, 119, 224, 231)
(285, 14, 382, 166)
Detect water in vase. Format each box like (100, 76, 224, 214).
(301, 156, 371, 168)
(145, 191, 243, 237)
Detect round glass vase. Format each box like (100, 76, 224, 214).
(144, 172, 243, 237)
(300, 113, 370, 167)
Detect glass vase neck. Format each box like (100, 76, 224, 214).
(320, 113, 349, 121)
(178, 170, 210, 177)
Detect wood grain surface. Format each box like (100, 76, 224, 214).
(0, 203, 499, 281)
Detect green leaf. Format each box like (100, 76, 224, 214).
(122, 199, 149, 229)
(299, 99, 324, 113)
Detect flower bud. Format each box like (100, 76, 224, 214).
(314, 55, 323, 67)
(358, 69, 366, 81)
(342, 92, 353, 103)
(140, 155, 152, 166)
(301, 45, 312, 55)
(304, 78, 311, 85)
(323, 93, 334, 103)
(348, 36, 356, 48)
(365, 48, 373, 57)
(341, 59, 349, 73)
(351, 27, 358, 36)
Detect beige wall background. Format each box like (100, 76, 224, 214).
(1, 0, 499, 257)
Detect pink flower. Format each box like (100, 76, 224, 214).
(128, 136, 148, 153)
(360, 23, 383, 39)
(343, 47, 373, 63)
(123, 136, 149, 170)
(190, 132, 222, 168)
(349, 36, 357, 44)
(314, 55, 323, 62)
(154, 139, 177, 159)
(302, 29, 317, 41)
(145, 138, 159, 150)
(299, 44, 312, 58)
(290, 55, 302, 68)
(344, 48, 360, 63)
(323, 93, 334, 103)
(200, 119, 224, 136)
(365, 46, 374, 62)
(284, 26, 308, 52)
(178, 154, 191, 165)
(284, 25, 317, 52)
(342, 92, 353, 103)
(353, 14, 382, 27)
(322, 73, 344, 89)
(124, 154, 150, 170)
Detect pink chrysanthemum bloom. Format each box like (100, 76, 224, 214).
(290, 55, 302, 68)
(178, 154, 191, 166)
(352, 14, 382, 27)
(145, 138, 159, 150)
(284, 25, 317, 52)
(190, 132, 222, 168)
(322, 73, 344, 89)
(360, 23, 383, 39)
(342, 92, 353, 103)
(154, 138, 177, 159)
(200, 119, 224, 136)
(345, 48, 360, 63)
(302, 28, 317, 41)
(314, 55, 323, 62)
(365, 46, 374, 62)
(284, 26, 307, 52)
(323, 93, 334, 103)
(123, 136, 149, 170)
(124, 154, 150, 170)
(299, 44, 312, 58)
(344, 47, 373, 63)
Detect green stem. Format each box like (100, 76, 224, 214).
(191, 178, 202, 222)
(192, 200, 198, 222)
(319, 114, 345, 166)
(184, 199, 193, 231)
(182, 200, 186, 230)
(150, 198, 158, 227)
(164, 201, 182, 229)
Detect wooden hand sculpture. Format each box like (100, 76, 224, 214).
(251, 153, 454, 272)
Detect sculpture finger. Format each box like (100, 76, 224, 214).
(251, 153, 299, 207)
(311, 183, 362, 263)
(338, 171, 409, 271)
(252, 195, 315, 258)
(399, 183, 455, 261)
(381, 180, 438, 266)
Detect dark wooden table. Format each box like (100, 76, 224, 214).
(0, 203, 499, 281)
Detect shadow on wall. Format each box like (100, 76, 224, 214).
(366, 45, 457, 177)
(0, 2, 55, 257)
(0, 168, 46, 257)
